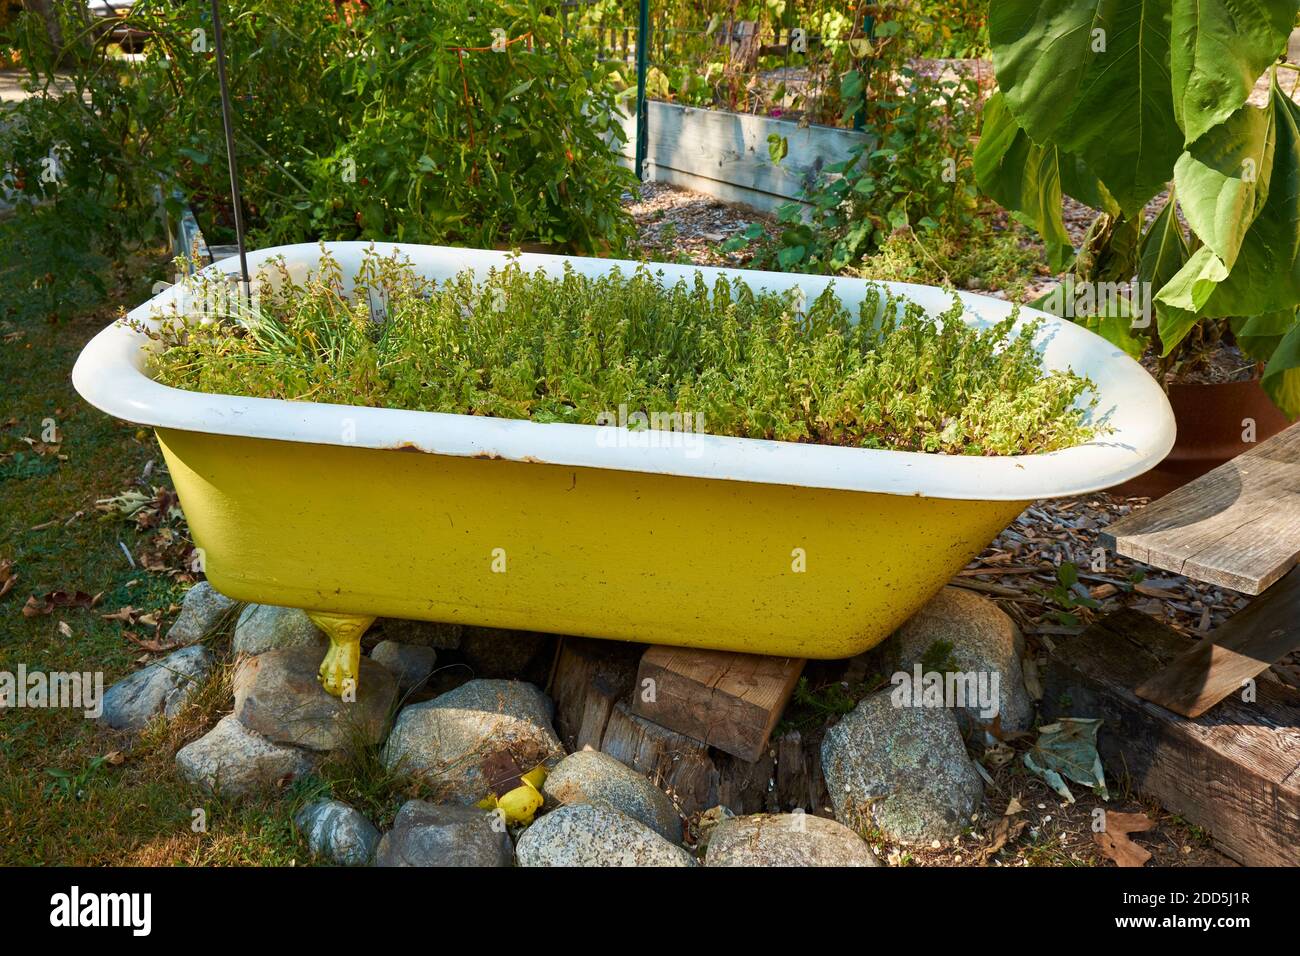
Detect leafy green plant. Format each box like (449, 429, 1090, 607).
(3, 0, 636, 259)
(777, 675, 875, 734)
(919, 638, 958, 675)
(725, 45, 982, 272)
(1040, 561, 1100, 627)
(145, 249, 1100, 456)
(43, 755, 109, 803)
(975, 0, 1300, 416)
(0, 10, 175, 322)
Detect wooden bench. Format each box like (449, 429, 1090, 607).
(1102, 421, 1300, 717)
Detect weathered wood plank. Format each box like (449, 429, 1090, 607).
(1101, 422, 1300, 594)
(1041, 608, 1300, 866)
(548, 636, 641, 751)
(1135, 565, 1300, 717)
(631, 646, 804, 761)
(599, 700, 774, 816)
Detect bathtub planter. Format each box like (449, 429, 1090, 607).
(73, 242, 1175, 697)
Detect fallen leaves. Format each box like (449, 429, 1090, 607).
(979, 815, 1028, 863)
(102, 604, 182, 653)
(95, 486, 183, 529)
(21, 590, 102, 617)
(1023, 718, 1110, 803)
(122, 631, 182, 653)
(19, 435, 63, 458)
(1095, 811, 1155, 867)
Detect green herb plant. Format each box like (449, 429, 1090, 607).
(144, 249, 1100, 457)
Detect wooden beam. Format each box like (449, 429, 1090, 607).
(601, 700, 759, 814)
(1135, 565, 1300, 717)
(1041, 608, 1300, 867)
(548, 637, 641, 751)
(631, 646, 804, 762)
(1101, 422, 1300, 595)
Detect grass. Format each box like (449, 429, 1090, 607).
(147, 249, 1101, 456)
(0, 248, 316, 865)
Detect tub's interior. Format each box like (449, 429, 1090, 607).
(138, 243, 1120, 432)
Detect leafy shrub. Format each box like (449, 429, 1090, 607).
(2, 0, 636, 259)
(146, 250, 1099, 456)
(725, 56, 983, 273)
(0, 22, 176, 320)
(975, 0, 1300, 415)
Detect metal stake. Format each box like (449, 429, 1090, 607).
(209, 0, 250, 295)
(634, 0, 650, 181)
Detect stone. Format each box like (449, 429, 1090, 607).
(384, 679, 563, 803)
(99, 645, 215, 731)
(175, 715, 314, 798)
(542, 750, 682, 844)
(373, 800, 513, 867)
(704, 813, 880, 867)
(370, 640, 437, 695)
(232, 646, 398, 752)
(165, 582, 238, 644)
(295, 799, 380, 866)
(821, 689, 984, 843)
(516, 804, 697, 867)
(888, 586, 1034, 736)
(233, 604, 326, 657)
(372, 618, 462, 650)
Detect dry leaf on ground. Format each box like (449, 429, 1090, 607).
(1095, 811, 1155, 867)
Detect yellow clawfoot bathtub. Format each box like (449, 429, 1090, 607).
(74, 243, 1176, 697)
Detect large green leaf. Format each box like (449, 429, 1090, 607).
(1032, 278, 1148, 358)
(1059, 152, 1120, 217)
(1170, 0, 1293, 145)
(1232, 310, 1296, 361)
(1262, 321, 1300, 418)
(1137, 194, 1189, 294)
(989, 0, 1183, 216)
(973, 92, 1075, 270)
(1157, 83, 1300, 352)
(1174, 100, 1276, 271)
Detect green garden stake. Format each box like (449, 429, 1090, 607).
(635, 0, 650, 181)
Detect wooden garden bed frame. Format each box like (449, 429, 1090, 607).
(1047, 421, 1300, 865)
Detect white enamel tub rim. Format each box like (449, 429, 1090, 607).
(72, 241, 1175, 501)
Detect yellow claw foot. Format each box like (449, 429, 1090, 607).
(306, 611, 375, 698)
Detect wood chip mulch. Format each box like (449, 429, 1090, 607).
(965, 494, 1300, 692)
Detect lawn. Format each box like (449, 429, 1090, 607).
(0, 249, 319, 865)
